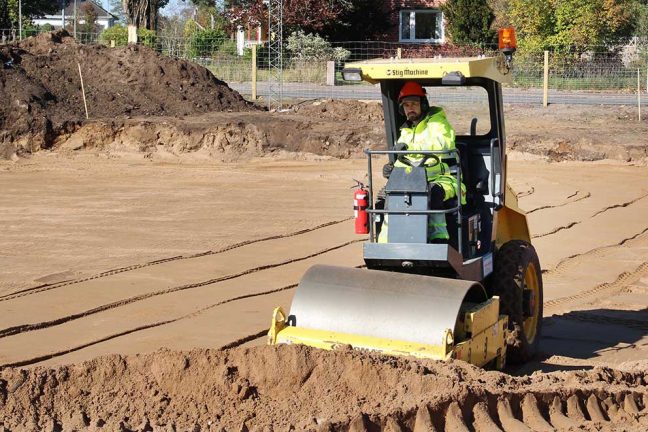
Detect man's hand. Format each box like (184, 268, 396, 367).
(382, 163, 394, 179)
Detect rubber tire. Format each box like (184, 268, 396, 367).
(491, 240, 543, 364)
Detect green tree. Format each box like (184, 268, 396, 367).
(225, 0, 341, 35)
(637, 2, 648, 37)
(0, 0, 9, 29)
(507, 0, 555, 51)
(109, 0, 126, 23)
(122, 0, 169, 30)
(100, 23, 156, 46)
(79, 1, 99, 33)
(506, 0, 638, 52)
(488, 0, 511, 29)
(550, 0, 635, 50)
(1, 0, 68, 29)
(441, 0, 496, 45)
(187, 0, 215, 6)
(121, 0, 214, 31)
(319, 0, 391, 41)
(185, 23, 227, 57)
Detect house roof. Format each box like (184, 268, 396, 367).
(48, 0, 116, 19)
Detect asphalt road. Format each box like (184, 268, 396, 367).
(231, 82, 648, 106)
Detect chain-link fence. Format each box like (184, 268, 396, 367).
(149, 36, 648, 104)
(3, 28, 647, 105)
(0, 28, 102, 43)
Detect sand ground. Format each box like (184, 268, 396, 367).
(1, 103, 647, 430)
(1, 151, 646, 374)
(2, 31, 647, 431)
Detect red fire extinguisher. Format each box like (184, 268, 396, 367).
(353, 181, 369, 234)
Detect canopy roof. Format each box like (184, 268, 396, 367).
(344, 56, 512, 84)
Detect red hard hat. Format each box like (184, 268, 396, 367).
(398, 81, 426, 102)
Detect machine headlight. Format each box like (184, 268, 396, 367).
(342, 68, 363, 81)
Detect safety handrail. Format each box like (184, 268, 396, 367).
(364, 148, 463, 255)
(489, 138, 503, 209)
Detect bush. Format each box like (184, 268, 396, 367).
(100, 24, 157, 48)
(441, 0, 496, 45)
(241, 43, 271, 68)
(185, 26, 228, 59)
(217, 40, 238, 57)
(286, 31, 350, 62)
(398, 43, 489, 59)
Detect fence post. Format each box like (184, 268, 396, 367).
(543, 50, 549, 107)
(396, 48, 401, 59)
(326, 61, 336, 86)
(251, 44, 257, 100)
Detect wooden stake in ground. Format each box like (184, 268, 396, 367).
(77, 62, 89, 119)
(639, 68, 642, 122)
(251, 44, 257, 100)
(543, 50, 549, 107)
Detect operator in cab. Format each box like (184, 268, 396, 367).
(378, 81, 465, 243)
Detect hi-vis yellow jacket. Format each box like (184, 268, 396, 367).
(394, 107, 465, 203)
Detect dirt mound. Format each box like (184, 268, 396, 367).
(1, 346, 646, 431)
(50, 111, 385, 162)
(503, 105, 648, 162)
(291, 99, 384, 122)
(0, 30, 255, 157)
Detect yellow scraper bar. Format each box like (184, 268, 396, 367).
(267, 307, 453, 360)
(268, 296, 508, 369)
(345, 56, 512, 84)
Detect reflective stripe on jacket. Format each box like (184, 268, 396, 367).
(394, 107, 465, 203)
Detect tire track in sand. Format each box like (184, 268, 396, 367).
(532, 192, 648, 239)
(412, 392, 648, 432)
(0, 239, 362, 339)
(0, 284, 297, 368)
(526, 190, 591, 214)
(0, 218, 351, 302)
(334, 391, 647, 431)
(546, 227, 648, 276)
(544, 260, 648, 314)
(0, 219, 360, 332)
(0, 244, 364, 368)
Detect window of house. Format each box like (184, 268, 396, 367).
(399, 10, 444, 43)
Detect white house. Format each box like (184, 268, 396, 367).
(33, 0, 117, 31)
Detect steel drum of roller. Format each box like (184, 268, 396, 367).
(288, 265, 487, 346)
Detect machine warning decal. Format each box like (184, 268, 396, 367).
(483, 252, 493, 277)
(386, 68, 429, 78)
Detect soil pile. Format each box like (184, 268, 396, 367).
(0, 30, 255, 156)
(1, 345, 646, 431)
(291, 99, 384, 122)
(49, 111, 385, 162)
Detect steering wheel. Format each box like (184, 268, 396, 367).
(396, 152, 441, 168)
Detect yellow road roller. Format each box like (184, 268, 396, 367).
(269, 30, 542, 369)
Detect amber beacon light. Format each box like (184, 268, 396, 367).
(498, 27, 517, 68)
(498, 27, 517, 51)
